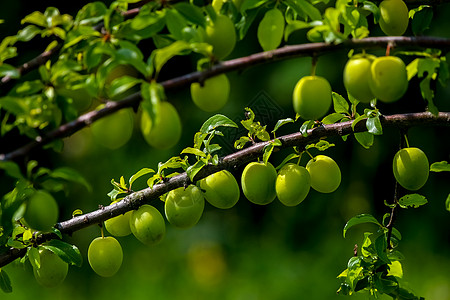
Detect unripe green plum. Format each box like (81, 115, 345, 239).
(56, 86, 93, 112)
(369, 56, 408, 103)
(91, 107, 134, 149)
(276, 163, 311, 206)
(24, 190, 59, 232)
(393, 147, 429, 190)
(293, 76, 332, 120)
(241, 161, 277, 205)
(88, 236, 123, 277)
(257, 8, 285, 51)
(200, 170, 240, 209)
(343, 55, 376, 103)
(306, 155, 341, 193)
(205, 14, 236, 59)
(140, 101, 182, 149)
(33, 249, 68, 288)
(104, 201, 132, 237)
(165, 185, 205, 228)
(130, 205, 166, 245)
(190, 74, 230, 112)
(379, 0, 409, 36)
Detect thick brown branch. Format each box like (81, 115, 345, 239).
(2, 36, 450, 162)
(0, 111, 449, 267)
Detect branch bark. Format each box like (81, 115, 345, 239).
(0, 111, 449, 267)
(2, 36, 450, 162)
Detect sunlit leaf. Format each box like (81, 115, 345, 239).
(398, 194, 428, 209)
(343, 214, 382, 238)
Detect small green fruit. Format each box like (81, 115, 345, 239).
(343, 55, 376, 103)
(104, 201, 132, 237)
(379, 0, 409, 36)
(91, 107, 134, 149)
(140, 101, 182, 149)
(369, 56, 408, 103)
(24, 190, 59, 232)
(276, 163, 311, 206)
(393, 147, 429, 191)
(241, 161, 277, 205)
(293, 76, 332, 120)
(205, 15, 236, 59)
(165, 185, 205, 229)
(257, 8, 285, 51)
(130, 205, 166, 245)
(200, 170, 240, 209)
(88, 236, 123, 277)
(33, 249, 68, 288)
(306, 155, 341, 193)
(190, 74, 230, 112)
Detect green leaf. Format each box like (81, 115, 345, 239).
(28, 247, 41, 269)
(21, 11, 46, 27)
(263, 139, 282, 165)
(42, 240, 82, 267)
(234, 136, 251, 149)
(173, 3, 206, 27)
(152, 40, 192, 74)
(375, 234, 391, 263)
(398, 194, 428, 209)
(299, 120, 315, 137)
(343, 214, 382, 238)
(200, 114, 238, 134)
(272, 118, 294, 133)
(275, 153, 301, 170)
(0, 64, 20, 80)
(332, 93, 349, 115)
(0, 269, 12, 293)
(0, 161, 24, 179)
(430, 161, 450, 172)
(410, 5, 433, 35)
(186, 160, 206, 182)
(129, 168, 155, 188)
(321, 113, 345, 125)
(181, 147, 207, 157)
(354, 131, 374, 149)
(284, 0, 322, 21)
(366, 114, 383, 135)
(107, 76, 141, 99)
(50, 167, 92, 192)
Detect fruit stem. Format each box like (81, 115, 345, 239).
(311, 55, 318, 76)
(305, 149, 314, 160)
(101, 224, 105, 239)
(403, 134, 410, 148)
(296, 152, 303, 165)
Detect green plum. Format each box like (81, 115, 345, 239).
(91, 107, 134, 149)
(33, 248, 68, 288)
(393, 147, 429, 190)
(130, 205, 166, 245)
(293, 76, 332, 120)
(369, 56, 408, 103)
(165, 185, 205, 228)
(190, 74, 230, 112)
(343, 55, 376, 103)
(257, 8, 285, 51)
(379, 0, 409, 36)
(200, 170, 240, 209)
(276, 163, 311, 206)
(241, 161, 277, 205)
(306, 155, 341, 193)
(24, 190, 59, 232)
(205, 14, 236, 59)
(140, 101, 182, 149)
(88, 236, 123, 277)
(104, 201, 132, 237)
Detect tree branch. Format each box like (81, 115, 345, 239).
(0, 111, 449, 267)
(2, 36, 450, 162)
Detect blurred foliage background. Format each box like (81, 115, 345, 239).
(1, 0, 449, 299)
